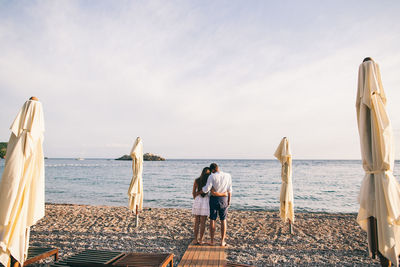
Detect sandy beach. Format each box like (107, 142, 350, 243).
(27, 203, 382, 266)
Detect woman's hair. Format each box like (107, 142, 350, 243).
(196, 167, 210, 197)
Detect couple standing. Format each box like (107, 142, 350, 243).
(192, 163, 232, 246)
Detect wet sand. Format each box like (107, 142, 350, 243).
(29, 204, 380, 266)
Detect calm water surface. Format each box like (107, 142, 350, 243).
(1, 159, 400, 213)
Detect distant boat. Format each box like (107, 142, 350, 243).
(76, 158, 85, 161)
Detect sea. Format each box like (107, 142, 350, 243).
(1, 159, 400, 213)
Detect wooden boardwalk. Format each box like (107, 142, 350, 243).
(178, 241, 226, 267)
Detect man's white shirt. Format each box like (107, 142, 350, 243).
(202, 171, 232, 194)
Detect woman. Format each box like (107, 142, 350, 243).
(192, 167, 227, 244)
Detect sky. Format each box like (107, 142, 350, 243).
(0, 0, 400, 159)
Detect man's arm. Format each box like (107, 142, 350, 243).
(227, 192, 231, 206)
(201, 175, 213, 194)
(211, 188, 228, 197)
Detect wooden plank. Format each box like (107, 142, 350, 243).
(50, 264, 70, 267)
(205, 245, 213, 267)
(178, 248, 190, 266)
(183, 243, 197, 267)
(190, 244, 202, 267)
(194, 245, 206, 267)
(111, 253, 173, 267)
(196, 244, 208, 267)
(24, 247, 59, 266)
(214, 247, 221, 267)
(67, 263, 115, 267)
(212, 245, 219, 266)
(203, 245, 212, 267)
(104, 253, 125, 264)
(178, 242, 194, 267)
(207, 245, 214, 267)
(208, 245, 220, 267)
(160, 254, 173, 267)
(188, 244, 200, 267)
(178, 242, 195, 267)
(218, 246, 226, 267)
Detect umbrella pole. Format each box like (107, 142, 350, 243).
(135, 205, 139, 228)
(289, 220, 293, 235)
(368, 216, 378, 259)
(368, 216, 391, 266)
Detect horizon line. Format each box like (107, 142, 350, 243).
(41, 157, 364, 161)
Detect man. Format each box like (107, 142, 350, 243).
(201, 163, 232, 246)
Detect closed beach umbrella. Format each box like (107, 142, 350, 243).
(0, 98, 45, 266)
(274, 137, 294, 228)
(128, 137, 143, 223)
(356, 59, 400, 266)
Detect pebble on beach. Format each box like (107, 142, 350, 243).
(29, 204, 381, 266)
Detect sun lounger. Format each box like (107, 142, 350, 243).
(50, 250, 124, 267)
(49, 249, 173, 267)
(109, 252, 173, 267)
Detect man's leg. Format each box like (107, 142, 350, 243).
(219, 197, 228, 246)
(210, 219, 216, 245)
(220, 219, 227, 246)
(209, 196, 217, 245)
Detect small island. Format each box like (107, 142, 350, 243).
(115, 153, 165, 161)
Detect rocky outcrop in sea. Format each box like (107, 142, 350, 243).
(115, 153, 165, 161)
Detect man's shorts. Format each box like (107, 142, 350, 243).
(209, 196, 228, 221)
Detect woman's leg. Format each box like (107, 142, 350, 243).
(194, 215, 200, 243)
(199, 216, 207, 244)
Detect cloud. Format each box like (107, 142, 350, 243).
(0, 1, 400, 159)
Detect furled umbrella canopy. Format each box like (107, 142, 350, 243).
(127, 137, 143, 214)
(356, 59, 400, 266)
(274, 137, 294, 223)
(0, 99, 45, 266)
